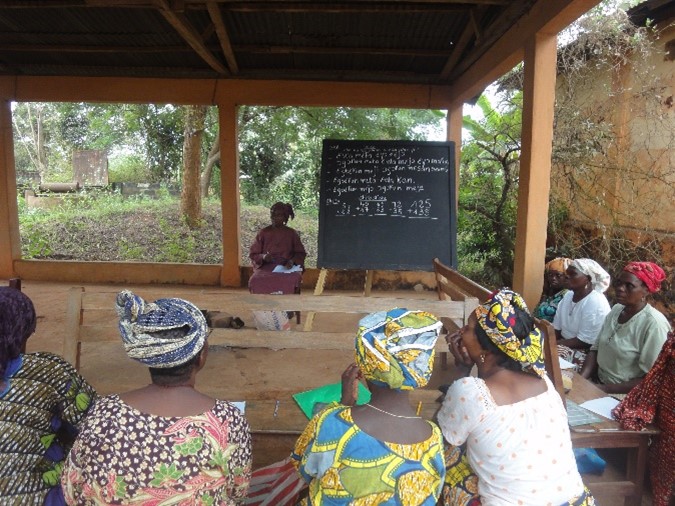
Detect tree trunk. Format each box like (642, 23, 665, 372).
(181, 105, 207, 229)
(200, 135, 220, 197)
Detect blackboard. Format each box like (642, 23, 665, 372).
(318, 139, 456, 271)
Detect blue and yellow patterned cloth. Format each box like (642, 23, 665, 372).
(355, 308, 442, 390)
(474, 289, 546, 378)
(292, 404, 445, 505)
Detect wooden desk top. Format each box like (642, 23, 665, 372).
(565, 373, 658, 441)
(242, 374, 658, 440)
(244, 389, 441, 434)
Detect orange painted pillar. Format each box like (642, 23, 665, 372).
(446, 102, 463, 217)
(218, 101, 241, 287)
(513, 31, 557, 308)
(0, 100, 20, 278)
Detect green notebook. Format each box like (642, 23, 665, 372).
(293, 382, 371, 419)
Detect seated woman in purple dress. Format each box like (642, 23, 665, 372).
(248, 202, 307, 295)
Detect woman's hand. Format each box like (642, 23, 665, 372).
(446, 329, 474, 373)
(262, 252, 272, 263)
(284, 259, 294, 269)
(340, 363, 363, 406)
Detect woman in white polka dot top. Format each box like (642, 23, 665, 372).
(437, 289, 595, 506)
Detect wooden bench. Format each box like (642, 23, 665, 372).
(63, 286, 478, 371)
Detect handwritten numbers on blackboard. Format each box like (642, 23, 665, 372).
(409, 199, 431, 217)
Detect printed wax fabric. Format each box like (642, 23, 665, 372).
(473, 289, 546, 378)
(612, 331, 675, 506)
(291, 404, 445, 505)
(437, 376, 591, 506)
(355, 308, 442, 390)
(115, 290, 208, 369)
(61, 395, 252, 505)
(591, 303, 669, 385)
(0, 352, 95, 505)
(534, 289, 568, 323)
(248, 226, 306, 295)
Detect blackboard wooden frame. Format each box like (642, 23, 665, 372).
(318, 139, 457, 271)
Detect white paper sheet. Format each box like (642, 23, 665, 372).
(231, 401, 246, 413)
(559, 357, 576, 370)
(579, 397, 620, 420)
(272, 264, 303, 273)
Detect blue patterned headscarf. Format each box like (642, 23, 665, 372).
(474, 289, 546, 378)
(0, 287, 37, 377)
(355, 308, 442, 390)
(115, 291, 207, 369)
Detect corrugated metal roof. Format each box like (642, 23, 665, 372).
(0, 1, 565, 84)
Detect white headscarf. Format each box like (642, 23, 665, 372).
(571, 259, 611, 293)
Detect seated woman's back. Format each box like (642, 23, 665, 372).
(441, 375, 581, 505)
(61, 291, 252, 505)
(62, 395, 251, 505)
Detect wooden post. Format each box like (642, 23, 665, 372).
(363, 270, 374, 297)
(513, 31, 557, 309)
(303, 268, 328, 331)
(0, 100, 20, 279)
(447, 102, 463, 217)
(218, 101, 241, 287)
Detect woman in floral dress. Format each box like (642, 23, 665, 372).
(61, 291, 252, 505)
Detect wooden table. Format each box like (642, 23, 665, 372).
(567, 373, 658, 506)
(243, 375, 656, 505)
(240, 389, 442, 468)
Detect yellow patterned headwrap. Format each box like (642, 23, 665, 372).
(355, 308, 442, 390)
(545, 257, 571, 274)
(474, 289, 546, 378)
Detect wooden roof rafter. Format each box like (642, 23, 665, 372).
(206, 0, 238, 73)
(155, 0, 230, 75)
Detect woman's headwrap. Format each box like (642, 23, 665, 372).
(116, 290, 207, 369)
(0, 287, 37, 376)
(623, 261, 666, 293)
(474, 289, 546, 378)
(545, 257, 571, 274)
(270, 202, 294, 222)
(571, 259, 611, 293)
(355, 308, 442, 390)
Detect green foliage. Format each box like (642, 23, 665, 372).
(457, 94, 522, 288)
(108, 154, 149, 183)
(237, 106, 445, 209)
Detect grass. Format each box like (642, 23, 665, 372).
(18, 192, 320, 267)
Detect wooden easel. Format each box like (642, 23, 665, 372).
(303, 268, 374, 331)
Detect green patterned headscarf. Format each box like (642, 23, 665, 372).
(355, 308, 442, 390)
(474, 289, 546, 378)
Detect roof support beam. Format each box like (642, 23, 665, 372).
(512, 31, 557, 309)
(206, 0, 239, 74)
(440, 6, 486, 80)
(447, 0, 603, 104)
(156, 0, 229, 75)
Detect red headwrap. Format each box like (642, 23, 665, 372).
(623, 261, 666, 293)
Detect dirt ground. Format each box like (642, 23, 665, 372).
(8, 279, 654, 505)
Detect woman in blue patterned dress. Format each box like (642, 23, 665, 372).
(0, 287, 96, 505)
(291, 308, 446, 505)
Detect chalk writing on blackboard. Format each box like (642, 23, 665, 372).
(324, 145, 448, 220)
(318, 140, 456, 271)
